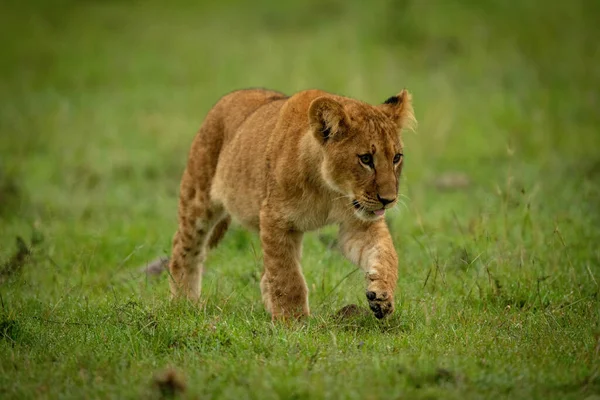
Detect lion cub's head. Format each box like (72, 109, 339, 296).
(308, 90, 415, 221)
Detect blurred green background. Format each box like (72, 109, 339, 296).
(1, 0, 599, 238)
(1, 0, 599, 398)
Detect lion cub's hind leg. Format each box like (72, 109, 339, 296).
(168, 176, 227, 301)
(259, 271, 274, 314)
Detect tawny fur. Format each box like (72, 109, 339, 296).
(168, 88, 415, 320)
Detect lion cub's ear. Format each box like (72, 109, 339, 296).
(309, 97, 350, 144)
(380, 89, 416, 132)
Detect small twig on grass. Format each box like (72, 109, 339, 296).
(316, 267, 360, 310)
(465, 252, 483, 272)
(555, 295, 594, 311)
(43, 283, 77, 320)
(307, 347, 320, 371)
(118, 245, 145, 270)
(451, 210, 466, 236)
(485, 266, 501, 295)
(554, 223, 576, 275)
(553, 225, 567, 247)
(106, 244, 145, 286)
(586, 264, 599, 289)
(46, 255, 62, 270)
(431, 256, 440, 292)
(412, 234, 440, 291)
(535, 275, 550, 309)
(423, 267, 431, 289)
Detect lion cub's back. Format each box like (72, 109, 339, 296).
(211, 89, 288, 140)
(211, 89, 288, 229)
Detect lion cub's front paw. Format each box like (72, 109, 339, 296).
(365, 288, 394, 319)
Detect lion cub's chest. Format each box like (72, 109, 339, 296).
(283, 192, 346, 232)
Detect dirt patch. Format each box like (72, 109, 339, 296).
(140, 257, 169, 277)
(152, 366, 186, 398)
(399, 366, 466, 389)
(334, 304, 370, 320)
(434, 172, 471, 191)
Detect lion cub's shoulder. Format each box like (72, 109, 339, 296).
(209, 88, 289, 135)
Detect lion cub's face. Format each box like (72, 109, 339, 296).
(309, 91, 415, 221)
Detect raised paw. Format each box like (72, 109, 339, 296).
(365, 289, 394, 319)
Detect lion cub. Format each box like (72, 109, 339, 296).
(168, 88, 415, 319)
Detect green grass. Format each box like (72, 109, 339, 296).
(1, 0, 599, 398)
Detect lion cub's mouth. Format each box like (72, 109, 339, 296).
(352, 199, 386, 219)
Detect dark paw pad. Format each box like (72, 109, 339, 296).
(369, 303, 384, 319)
(366, 292, 394, 319)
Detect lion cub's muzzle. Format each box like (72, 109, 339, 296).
(352, 195, 397, 219)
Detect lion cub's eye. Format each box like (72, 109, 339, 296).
(393, 153, 403, 164)
(358, 154, 373, 165)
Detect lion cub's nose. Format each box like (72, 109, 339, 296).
(377, 194, 396, 206)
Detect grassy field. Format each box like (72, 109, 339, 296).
(1, 0, 599, 398)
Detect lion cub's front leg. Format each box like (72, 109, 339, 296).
(259, 210, 309, 320)
(339, 219, 399, 319)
